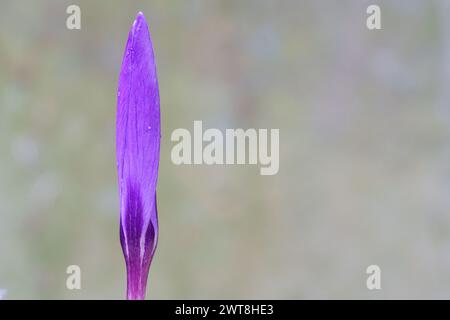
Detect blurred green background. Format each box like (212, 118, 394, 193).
(1, 0, 450, 299)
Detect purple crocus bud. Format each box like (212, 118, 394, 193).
(116, 12, 160, 300)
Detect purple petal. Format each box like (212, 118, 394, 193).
(116, 12, 160, 300)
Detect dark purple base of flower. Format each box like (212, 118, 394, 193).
(125, 259, 152, 300)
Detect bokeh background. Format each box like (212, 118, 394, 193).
(1, 0, 450, 299)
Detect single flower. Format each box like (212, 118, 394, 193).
(116, 12, 160, 300)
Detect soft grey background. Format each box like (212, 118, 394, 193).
(1, 0, 449, 299)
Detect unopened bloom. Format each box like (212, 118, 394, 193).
(116, 12, 160, 300)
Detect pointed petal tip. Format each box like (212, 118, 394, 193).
(133, 12, 148, 29)
(129, 12, 151, 44)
